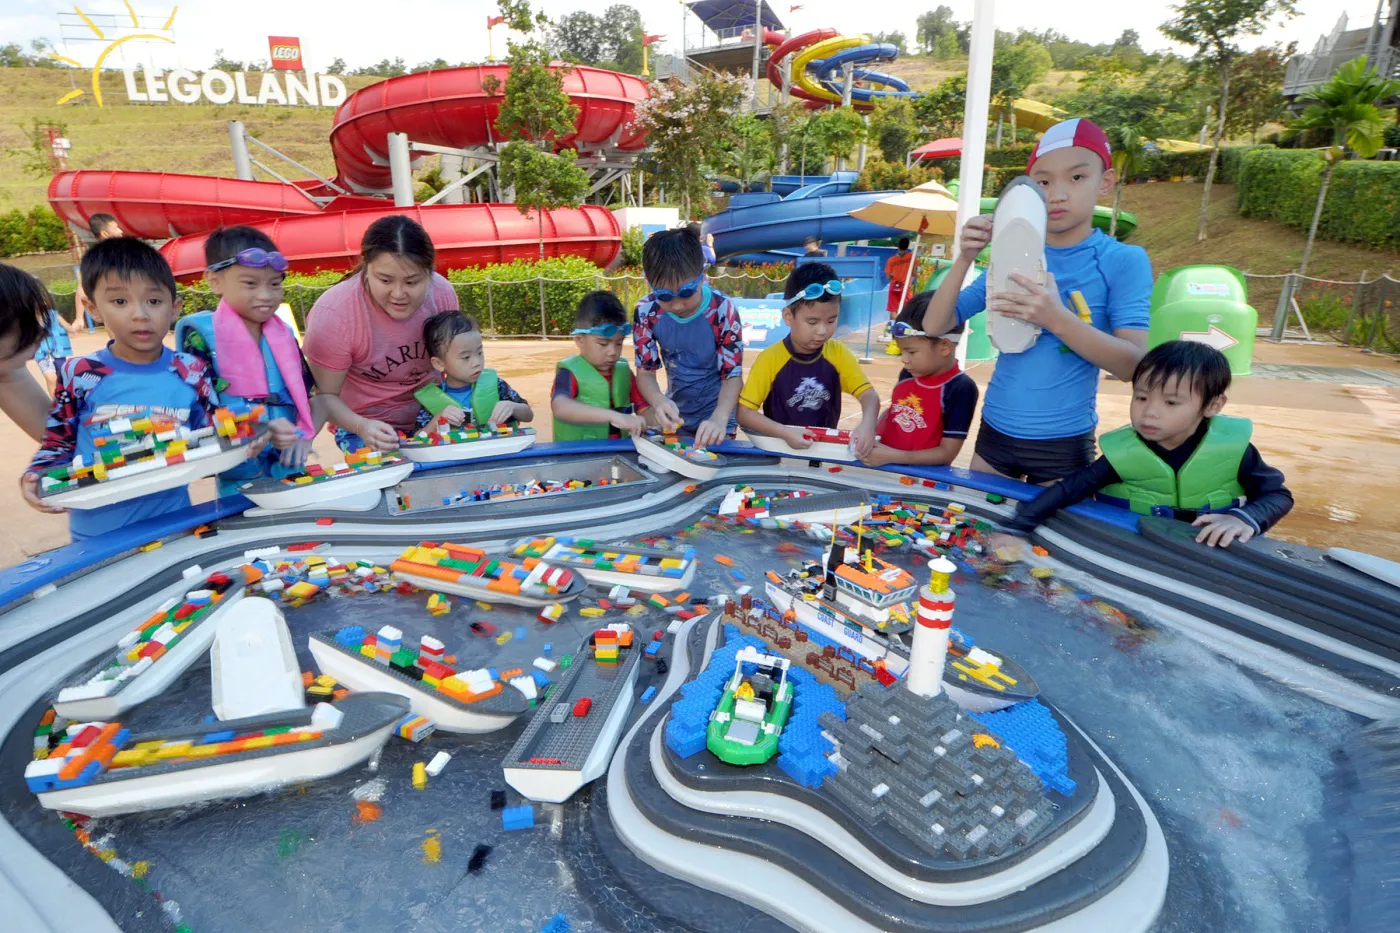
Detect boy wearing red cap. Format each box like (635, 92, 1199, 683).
(922, 118, 1151, 484)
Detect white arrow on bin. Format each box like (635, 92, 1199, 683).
(1178, 325, 1238, 351)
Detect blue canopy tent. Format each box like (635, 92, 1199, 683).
(687, 0, 785, 36)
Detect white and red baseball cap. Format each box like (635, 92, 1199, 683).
(1027, 118, 1112, 173)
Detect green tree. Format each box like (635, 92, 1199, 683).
(717, 113, 776, 189)
(211, 49, 245, 71)
(1106, 126, 1148, 237)
(991, 37, 1052, 144)
(809, 107, 868, 171)
(326, 57, 347, 75)
(913, 74, 967, 140)
(0, 40, 62, 68)
(1160, 0, 1298, 241)
(1288, 56, 1400, 274)
(1224, 43, 1294, 142)
(632, 72, 749, 215)
(8, 119, 67, 179)
(600, 5, 645, 73)
(916, 7, 968, 56)
(549, 12, 605, 64)
(412, 58, 452, 73)
(870, 32, 909, 54)
(352, 58, 407, 76)
(868, 97, 920, 164)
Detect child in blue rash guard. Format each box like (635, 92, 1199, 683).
(22, 238, 222, 540)
(413, 310, 532, 431)
(990, 341, 1293, 548)
(923, 118, 1152, 484)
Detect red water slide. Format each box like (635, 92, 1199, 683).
(47, 64, 650, 279)
(765, 28, 840, 108)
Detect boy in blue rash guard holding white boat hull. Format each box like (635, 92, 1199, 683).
(923, 118, 1152, 484)
(990, 341, 1293, 548)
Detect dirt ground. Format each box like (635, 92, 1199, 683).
(3, 331, 1398, 566)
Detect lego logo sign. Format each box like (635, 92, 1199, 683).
(268, 36, 303, 71)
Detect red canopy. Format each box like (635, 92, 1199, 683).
(910, 138, 963, 160)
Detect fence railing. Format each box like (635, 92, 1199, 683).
(1246, 271, 1400, 353)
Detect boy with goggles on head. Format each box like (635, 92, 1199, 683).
(738, 262, 880, 457)
(632, 227, 744, 447)
(861, 291, 979, 468)
(176, 225, 327, 494)
(553, 291, 651, 441)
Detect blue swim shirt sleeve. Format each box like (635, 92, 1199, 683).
(1103, 243, 1153, 331)
(953, 270, 988, 326)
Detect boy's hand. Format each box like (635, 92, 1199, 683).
(20, 473, 66, 514)
(488, 401, 517, 426)
(991, 271, 1074, 331)
(694, 416, 727, 448)
(440, 405, 466, 427)
(959, 215, 993, 262)
(279, 438, 314, 471)
(267, 417, 300, 450)
(356, 418, 400, 451)
(781, 425, 814, 450)
(652, 398, 682, 433)
(859, 443, 900, 468)
(984, 531, 1027, 557)
(1192, 513, 1255, 548)
(611, 411, 646, 438)
(850, 420, 878, 460)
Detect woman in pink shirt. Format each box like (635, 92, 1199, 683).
(303, 215, 460, 451)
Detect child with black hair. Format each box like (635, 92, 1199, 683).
(990, 340, 1293, 549)
(0, 262, 55, 441)
(862, 292, 979, 468)
(738, 262, 880, 457)
(415, 310, 532, 430)
(633, 227, 743, 447)
(175, 225, 326, 495)
(22, 238, 222, 540)
(553, 290, 650, 441)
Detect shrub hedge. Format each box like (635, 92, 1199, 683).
(0, 206, 68, 258)
(1236, 148, 1400, 250)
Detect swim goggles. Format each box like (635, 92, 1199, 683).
(784, 279, 845, 307)
(650, 270, 706, 304)
(208, 248, 289, 273)
(572, 323, 629, 338)
(891, 320, 961, 342)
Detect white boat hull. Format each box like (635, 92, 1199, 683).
(574, 561, 696, 594)
(210, 598, 304, 721)
(942, 681, 1020, 713)
(307, 637, 521, 734)
(240, 461, 414, 512)
(45, 443, 255, 510)
(400, 432, 537, 463)
(742, 429, 852, 463)
(632, 436, 722, 481)
(53, 588, 246, 722)
(35, 719, 395, 817)
(1327, 547, 1400, 590)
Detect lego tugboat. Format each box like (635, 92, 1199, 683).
(389, 541, 588, 608)
(53, 569, 247, 721)
(25, 693, 408, 817)
(706, 646, 793, 766)
(742, 426, 856, 461)
(503, 623, 641, 802)
(632, 430, 725, 481)
(237, 448, 414, 513)
(398, 421, 537, 463)
(509, 535, 698, 593)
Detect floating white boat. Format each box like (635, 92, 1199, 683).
(239, 452, 413, 513)
(1327, 547, 1400, 590)
(399, 425, 538, 463)
(504, 624, 642, 802)
(26, 693, 408, 817)
(632, 431, 725, 481)
(389, 541, 588, 608)
(509, 535, 697, 594)
(719, 487, 872, 527)
(986, 176, 1048, 354)
(53, 570, 246, 722)
(742, 426, 855, 462)
(210, 597, 304, 721)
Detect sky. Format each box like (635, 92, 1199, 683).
(0, 0, 1386, 74)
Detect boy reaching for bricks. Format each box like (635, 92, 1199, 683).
(21, 238, 224, 540)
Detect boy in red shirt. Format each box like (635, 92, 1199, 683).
(862, 292, 979, 468)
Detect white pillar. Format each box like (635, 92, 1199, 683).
(228, 120, 254, 181)
(750, 0, 763, 109)
(388, 132, 414, 207)
(440, 153, 465, 204)
(954, 0, 995, 256)
(906, 557, 957, 699)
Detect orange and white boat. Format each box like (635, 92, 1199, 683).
(389, 542, 588, 608)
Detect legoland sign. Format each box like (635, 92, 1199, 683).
(121, 66, 347, 107)
(268, 36, 304, 71)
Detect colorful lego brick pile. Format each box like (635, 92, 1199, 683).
(855, 498, 989, 556)
(243, 552, 396, 607)
(276, 448, 404, 486)
(38, 405, 265, 495)
(330, 624, 506, 704)
(803, 427, 850, 445)
(54, 571, 238, 705)
(429, 474, 627, 508)
(591, 624, 634, 664)
(24, 705, 341, 792)
(511, 536, 696, 580)
(403, 423, 534, 447)
(641, 431, 719, 463)
(391, 542, 575, 600)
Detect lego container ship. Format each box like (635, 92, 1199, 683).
(632, 431, 725, 480)
(390, 542, 587, 608)
(509, 536, 697, 594)
(718, 487, 872, 527)
(742, 426, 856, 462)
(237, 449, 414, 513)
(398, 423, 537, 463)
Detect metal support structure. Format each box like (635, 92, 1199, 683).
(586, 168, 629, 198)
(387, 132, 415, 207)
(438, 153, 465, 204)
(838, 64, 855, 172)
(242, 130, 348, 197)
(423, 161, 495, 206)
(228, 120, 254, 181)
(750, 0, 763, 109)
(1270, 273, 1297, 340)
(858, 114, 869, 171)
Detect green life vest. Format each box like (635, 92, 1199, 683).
(553, 355, 631, 442)
(414, 369, 503, 427)
(1099, 415, 1251, 516)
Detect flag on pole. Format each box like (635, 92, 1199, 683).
(643, 33, 666, 46)
(790, 4, 804, 11)
(487, 15, 506, 28)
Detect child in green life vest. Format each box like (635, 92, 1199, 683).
(991, 340, 1292, 548)
(551, 290, 651, 442)
(414, 311, 533, 433)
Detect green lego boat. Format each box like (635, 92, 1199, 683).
(706, 645, 794, 767)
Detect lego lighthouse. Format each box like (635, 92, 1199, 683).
(906, 556, 957, 697)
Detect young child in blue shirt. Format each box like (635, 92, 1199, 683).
(176, 225, 326, 496)
(923, 118, 1152, 483)
(22, 238, 222, 540)
(633, 227, 744, 447)
(414, 310, 532, 430)
(34, 307, 82, 394)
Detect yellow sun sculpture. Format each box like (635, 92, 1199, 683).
(50, 4, 180, 107)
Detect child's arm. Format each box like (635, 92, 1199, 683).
(696, 377, 742, 447)
(414, 383, 466, 427)
(736, 404, 812, 450)
(632, 305, 681, 430)
(634, 369, 680, 431)
(994, 457, 1118, 541)
(550, 369, 643, 437)
(1192, 444, 1294, 547)
(923, 216, 993, 336)
(20, 362, 83, 513)
(0, 366, 52, 442)
(55, 311, 83, 335)
(490, 377, 533, 425)
(864, 436, 966, 468)
(695, 300, 746, 447)
(306, 363, 399, 450)
(849, 387, 881, 459)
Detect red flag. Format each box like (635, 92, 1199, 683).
(790, 4, 804, 10)
(642, 33, 666, 46)
(486, 14, 506, 28)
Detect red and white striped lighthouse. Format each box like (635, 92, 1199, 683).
(906, 556, 957, 698)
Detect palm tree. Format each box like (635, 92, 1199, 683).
(1289, 56, 1400, 276)
(1107, 126, 1148, 239)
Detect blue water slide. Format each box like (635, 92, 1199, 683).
(704, 187, 908, 260)
(811, 45, 918, 103)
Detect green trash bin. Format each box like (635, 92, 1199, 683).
(920, 261, 997, 363)
(1147, 265, 1256, 376)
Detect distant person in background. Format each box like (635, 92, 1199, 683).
(802, 236, 827, 258)
(686, 222, 716, 267)
(0, 262, 56, 441)
(74, 212, 125, 333)
(34, 307, 82, 395)
(883, 236, 914, 339)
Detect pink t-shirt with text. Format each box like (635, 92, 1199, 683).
(303, 271, 459, 432)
